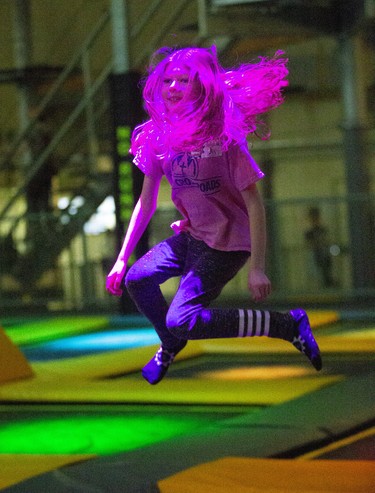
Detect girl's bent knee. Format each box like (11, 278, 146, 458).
(166, 311, 192, 340)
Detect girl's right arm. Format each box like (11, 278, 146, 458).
(106, 174, 161, 296)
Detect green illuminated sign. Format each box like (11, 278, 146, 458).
(116, 125, 133, 224)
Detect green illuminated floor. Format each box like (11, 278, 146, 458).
(3, 315, 110, 345)
(0, 405, 256, 456)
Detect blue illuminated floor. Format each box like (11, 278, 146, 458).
(21, 328, 159, 361)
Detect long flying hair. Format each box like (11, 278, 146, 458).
(131, 46, 288, 158)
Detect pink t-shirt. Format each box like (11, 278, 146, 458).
(133, 139, 264, 252)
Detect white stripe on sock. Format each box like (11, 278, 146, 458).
(255, 310, 262, 336)
(264, 311, 270, 336)
(238, 309, 245, 337)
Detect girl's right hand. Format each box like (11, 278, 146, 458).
(106, 259, 127, 296)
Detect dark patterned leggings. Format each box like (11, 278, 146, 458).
(125, 232, 250, 349)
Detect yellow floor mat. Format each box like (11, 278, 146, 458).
(339, 327, 375, 338)
(0, 454, 95, 489)
(307, 310, 339, 326)
(200, 332, 375, 354)
(317, 335, 375, 353)
(0, 309, 340, 384)
(0, 340, 341, 405)
(158, 457, 375, 493)
(0, 309, 371, 405)
(0, 372, 341, 405)
(0, 337, 340, 405)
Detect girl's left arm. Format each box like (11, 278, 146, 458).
(241, 183, 272, 302)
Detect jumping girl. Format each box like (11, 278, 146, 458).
(106, 46, 322, 384)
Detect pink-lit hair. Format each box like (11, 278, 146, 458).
(131, 46, 288, 157)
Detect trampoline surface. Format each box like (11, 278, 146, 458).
(0, 309, 374, 492)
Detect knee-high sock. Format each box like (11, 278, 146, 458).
(169, 307, 295, 341)
(237, 309, 295, 340)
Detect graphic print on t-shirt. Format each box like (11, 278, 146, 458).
(171, 141, 223, 196)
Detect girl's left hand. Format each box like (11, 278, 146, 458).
(248, 268, 272, 302)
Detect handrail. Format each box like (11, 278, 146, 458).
(130, 0, 165, 39)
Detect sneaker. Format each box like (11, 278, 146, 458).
(142, 342, 187, 385)
(290, 309, 322, 371)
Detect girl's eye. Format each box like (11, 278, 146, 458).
(163, 76, 189, 84)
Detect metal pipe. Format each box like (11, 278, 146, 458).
(111, 0, 129, 73)
(12, 0, 32, 134)
(82, 51, 99, 173)
(197, 0, 208, 38)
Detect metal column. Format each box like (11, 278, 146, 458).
(340, 34, 374, 290)
(12, 0, 32, 134)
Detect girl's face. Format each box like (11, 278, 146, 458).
(161, 62, 199, 113)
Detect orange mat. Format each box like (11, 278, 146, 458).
(0, 327, 33, 384)
(158, 457, 375, 493)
